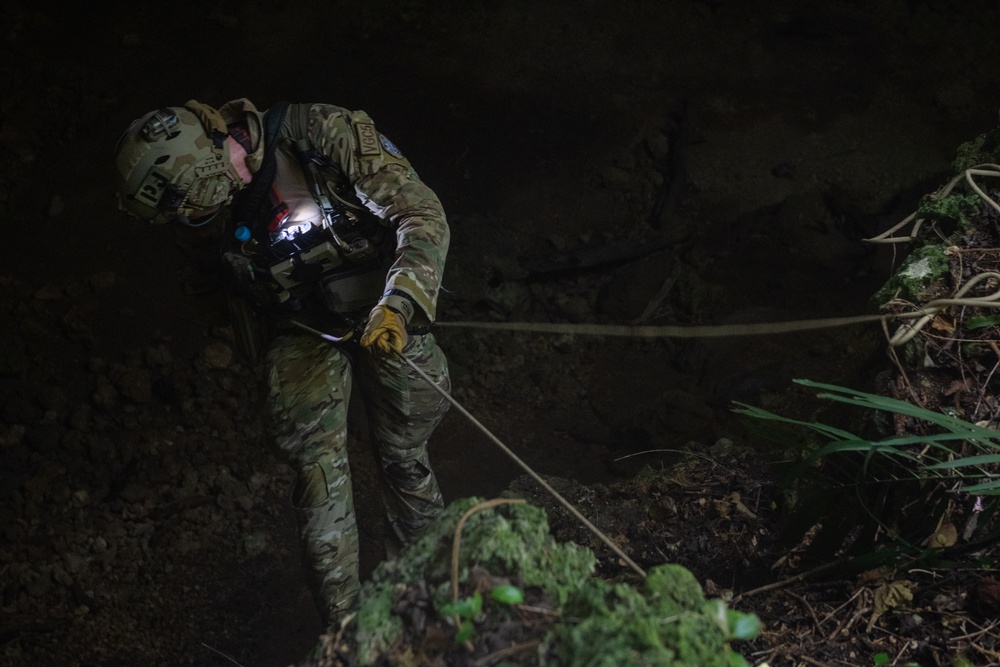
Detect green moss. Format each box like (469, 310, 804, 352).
(873, 117, 998, 311)
(351, 586, 402, 665)
(952, 131, 1000, 173)
(349, 498, 596, 662)
(873, 242, 952, 306)
(916, 191, 983, 236)
(328, 498, 755, 666)
(869, 171, 990, 365)
(546, 566, 732, 667)
(645, 564, 709, 613)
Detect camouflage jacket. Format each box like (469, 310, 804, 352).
(219, 98, 449, 324)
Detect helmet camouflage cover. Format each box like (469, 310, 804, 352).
(114, 102, 243, 225)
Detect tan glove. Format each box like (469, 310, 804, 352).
(361, 305, 408, 355)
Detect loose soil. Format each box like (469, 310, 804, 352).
(3, 1, 1000, 666)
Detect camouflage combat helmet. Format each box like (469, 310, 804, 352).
(114, 100, 245, 225)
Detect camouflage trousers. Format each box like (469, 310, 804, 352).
(265, 332, 450, 624)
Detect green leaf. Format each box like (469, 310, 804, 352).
(491, 585, 524, 605)
(455, 619, 474, 643)
(873, 652, 890, 666)
(732, 402, 858, 441)
(727, 651, 752, 667)
(439, 591, 483, 619)
(726, 610, 761, 640)
(966, 314, 1000, 330)
(956, 480, 1000, 495)
(925, 453, 1000, 469)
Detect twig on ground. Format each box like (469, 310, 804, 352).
(612, 448, 737, 475)
(473, 639, 542, 667)
(801, 656, 833, 667)
(732, 559, 846, 603)
(200, 643, 245, 667)
(882, 319, 920, 407)
(784, 589, 823, 631)
(947, 617, 1000, 643)
(889, 640, 910, 667)
(514, 604, 562, 618)
(975, 342, 1000, 418)
(819, 587, 866, 629)
(833, 589, 870, 640)
(969, 642, 1000, 662)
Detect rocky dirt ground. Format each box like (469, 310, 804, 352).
(3, 1, 1000, 665)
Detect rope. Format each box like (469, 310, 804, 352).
(393, 349, 648, 578)
(290, 270, 1000, 580)
(434, 277, 1000, 345)
(434, 314, 889, 338)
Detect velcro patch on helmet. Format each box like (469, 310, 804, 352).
(186, 173, 232, 208)
(354, 121, 382, 157)
(134, 167, 173, 208)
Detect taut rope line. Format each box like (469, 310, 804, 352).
(392, 348, 649, 578)
(433, 282, 1000, 344)
(433, 314, 888, 338)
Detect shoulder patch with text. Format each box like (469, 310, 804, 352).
(354, 121, 382, 157)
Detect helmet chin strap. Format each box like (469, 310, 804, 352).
(176, 207, 222, 228)
(177, 100, 245, 221)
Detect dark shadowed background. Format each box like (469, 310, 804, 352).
(2, 1, 999, 665)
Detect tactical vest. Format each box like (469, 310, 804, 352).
(224, 103, 394, 325)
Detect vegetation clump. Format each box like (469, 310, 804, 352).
(951, 127, 1000, 173)
(872, 241, 952, 306)
(302, 497, 758, 666)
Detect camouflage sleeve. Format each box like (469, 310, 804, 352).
(306, 104, 449, 323)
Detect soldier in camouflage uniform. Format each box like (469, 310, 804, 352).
(113, 99, 451, 625)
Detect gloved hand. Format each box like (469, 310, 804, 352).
(361, 305, 408, 355)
